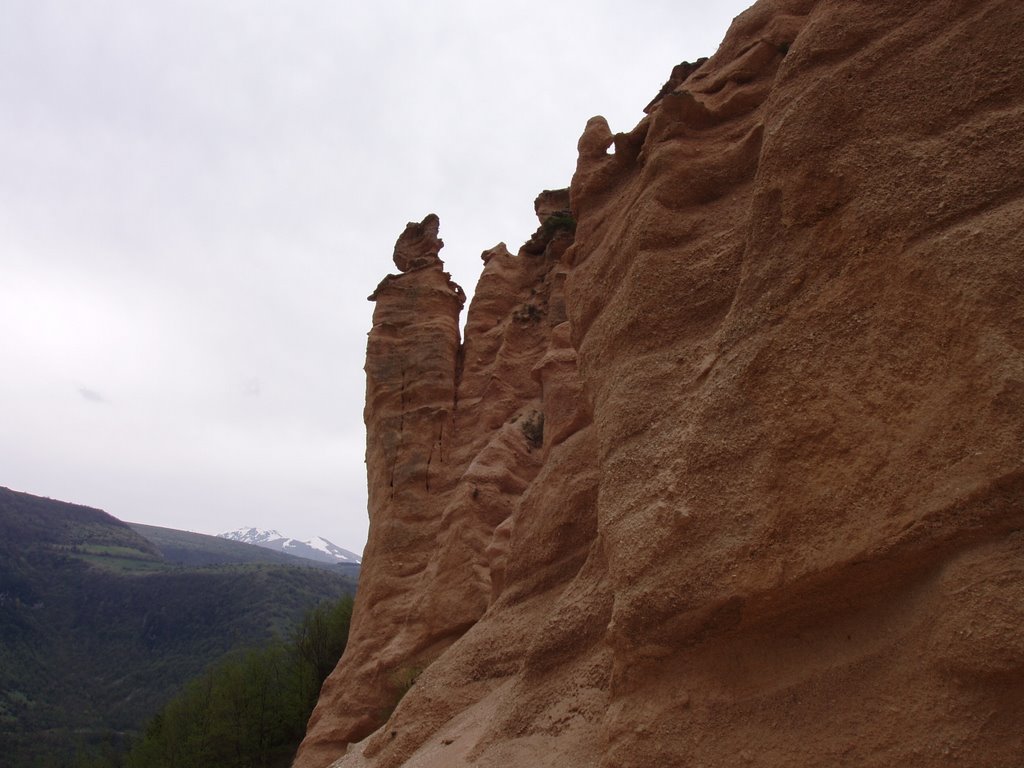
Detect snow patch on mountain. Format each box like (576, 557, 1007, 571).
(221, 527, 285, 547)
(218, 527, 361, 565)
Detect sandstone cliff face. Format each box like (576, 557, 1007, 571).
(295, 194, 576, 767)
(296, 0, 1024, 765)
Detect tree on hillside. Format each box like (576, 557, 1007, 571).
(106, 594, 354, 768)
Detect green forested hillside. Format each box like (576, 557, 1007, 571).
(114, 595, 353, 768)
(0, 486, 357, 767)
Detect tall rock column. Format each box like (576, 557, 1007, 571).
(364, 214, 464, 522)
(295, 196, 576, 768)
(294, 214, 464, 767)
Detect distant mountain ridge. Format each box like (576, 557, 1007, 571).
(219, 527, 362, 565)
(129, 522, 344, 571)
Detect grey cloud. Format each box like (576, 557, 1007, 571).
(77, 387, 108, 404)
(0, 0, 751, 553)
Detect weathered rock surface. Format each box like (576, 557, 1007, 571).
(294, 198, 574, 767)
(296, 0, 1024, 765)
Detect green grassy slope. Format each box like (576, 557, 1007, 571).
(0, 486, 357, 767)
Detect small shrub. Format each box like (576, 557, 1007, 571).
(513, 303, 543, 323)
(541, 212, 576, 236)
(377, 665, 424, 722)
(520, 411, 544, 450)
(390, 665, 422, 697)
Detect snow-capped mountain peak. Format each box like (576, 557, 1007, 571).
(218, 527, 361, 565)
(220, 527, 285, 546)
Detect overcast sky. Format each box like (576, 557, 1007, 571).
(0, 0, 751, 553)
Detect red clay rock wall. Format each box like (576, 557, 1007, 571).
(297, 0, 1024, 765)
